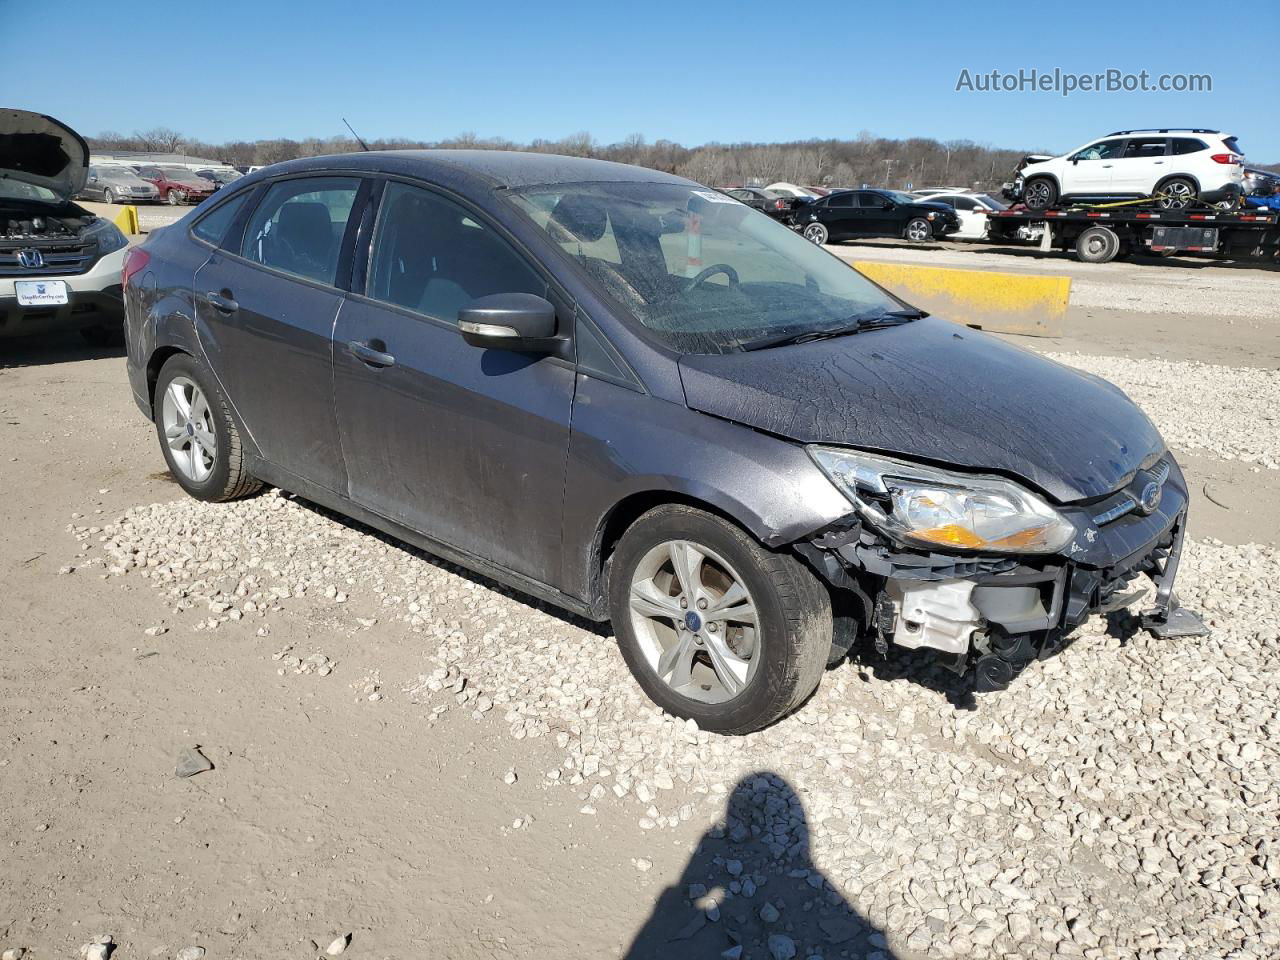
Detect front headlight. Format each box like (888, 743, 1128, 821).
(809, 447, 1075, 554)
(88, 221, 129, 255)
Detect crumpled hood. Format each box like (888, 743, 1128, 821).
(0, 108, 89, 201)
(678, 317, 1165, 503)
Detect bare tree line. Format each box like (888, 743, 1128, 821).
(89, 127, 1280, 190)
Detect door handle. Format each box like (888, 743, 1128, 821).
(348, 339, 396, 368)
(1101, 164, 1113, 168)
(206, 291, 238, 313)
(1153, 160, 1165, 165)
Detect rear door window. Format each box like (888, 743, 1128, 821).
(366, 181, 545, 323)
(192, 191, 252, 248)
(827, 192, 854, 207)
(241, 177, 360, 286)
(1123, 138, 1169, 158)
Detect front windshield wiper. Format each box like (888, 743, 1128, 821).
(741, 309, 927, 352)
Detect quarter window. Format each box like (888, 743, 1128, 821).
(1172, 138, 1208, 155)
(367, 181, 545, 322)
(240, 177, 360, 286)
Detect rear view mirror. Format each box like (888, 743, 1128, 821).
(458, 293, 557, 351)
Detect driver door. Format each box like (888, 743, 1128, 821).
(1067, 138, 1124, 194)
(331, 179, 575, 586)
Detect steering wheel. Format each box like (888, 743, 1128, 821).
(687, 263, 739, 291)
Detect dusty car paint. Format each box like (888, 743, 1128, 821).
(124, 150, 1203, 702)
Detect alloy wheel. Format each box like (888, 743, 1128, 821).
(1025, 180, 1053, 208)
(907, 219, 931, 242)
(628, 539, 760, 704)
(1158, 181, 1194, 209)
(161, 376, 217, 483)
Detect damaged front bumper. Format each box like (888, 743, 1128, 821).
(799, 455, 1209, 691)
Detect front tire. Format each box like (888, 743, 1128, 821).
(103, 187, 117, 204)
(166, 189, 186, 205)
(1023, 177, 1057, 211)
(609, 505, 832, 734)
(154, 354, 261, 502)
(905, 217, 932, 242)
(802, 222, 829, 245)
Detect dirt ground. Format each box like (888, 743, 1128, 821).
(1, 242, 1277, 960)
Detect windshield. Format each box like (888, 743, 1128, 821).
(884, 191, 916, 204)
(509, 181, 904, 355)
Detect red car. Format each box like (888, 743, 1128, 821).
(134, 165, 215, 205)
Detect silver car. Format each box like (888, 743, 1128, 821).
(79, 165, 159, 204)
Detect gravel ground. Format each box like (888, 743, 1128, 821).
(70, 490, 1280, 960)
(1047, 352, 1280, 469)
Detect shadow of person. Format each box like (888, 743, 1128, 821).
(624, 773, 900, 960)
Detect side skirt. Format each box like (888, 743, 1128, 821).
(246, 456, 606, 623)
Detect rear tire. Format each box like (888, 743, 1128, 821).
(1155, 177, 1197, 210)
(802, 222, 829, 245)
(609, 505, 831, 734)
(1075, 225, 1121, 263)
(153, 354, 262, 502)
(1023, 177, 1057, 211)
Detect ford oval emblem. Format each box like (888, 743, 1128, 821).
(1137, 481, 1162, 515)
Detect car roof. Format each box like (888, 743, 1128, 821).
(252, 149, 696, 191)
(1103, 128, 1226, 136)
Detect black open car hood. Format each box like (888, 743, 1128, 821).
(0, 108, 89, 202)
(678, 317, 1165, 503)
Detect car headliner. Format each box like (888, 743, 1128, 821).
(239, 149, 698, 192)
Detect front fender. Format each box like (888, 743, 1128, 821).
(561, 376, 852, 604)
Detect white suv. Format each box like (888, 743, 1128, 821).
(1015, 129, 1245, 211)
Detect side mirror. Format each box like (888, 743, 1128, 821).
(881, 200, 894, 209)
(458, 292, 557, 351)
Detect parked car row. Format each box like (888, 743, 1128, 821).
(77, 164, 242, 205)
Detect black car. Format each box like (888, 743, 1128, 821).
(716, 186, 801, 222)
(121, 151, 1203, 733)
(795, 189, 959, 244)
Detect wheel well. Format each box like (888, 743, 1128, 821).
(589, 491, 748, 612)
(1024, 172, 1059, 190)
(1155, 173, 1200, 192)
(146, 346, 188, 414)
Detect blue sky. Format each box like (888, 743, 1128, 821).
(5, 0, 1277, 160)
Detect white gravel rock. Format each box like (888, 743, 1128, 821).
(83, 492, 1280, 960)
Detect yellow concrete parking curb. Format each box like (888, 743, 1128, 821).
(850, 260, 1071, 337)
(80, 201, 141, 235)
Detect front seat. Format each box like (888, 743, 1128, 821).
(272, 202, 336, 280)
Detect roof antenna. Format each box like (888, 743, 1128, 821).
(342, 118, 370, 152)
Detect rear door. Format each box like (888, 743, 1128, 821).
(331, 178, 575, 585)
(1112, 136, 1170, 193)
(821, 191, 857, 237)
(193, 175, 366, 495)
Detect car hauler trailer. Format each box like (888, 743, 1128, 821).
(986, 206, 1280, 264)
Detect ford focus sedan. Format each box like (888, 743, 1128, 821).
(123, 151, 1205, 734)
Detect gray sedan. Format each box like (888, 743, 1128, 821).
(79, 165, 159, 204)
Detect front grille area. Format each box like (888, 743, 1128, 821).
(0, 242, 96, 277)
(1090, 458, 1172, 526)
